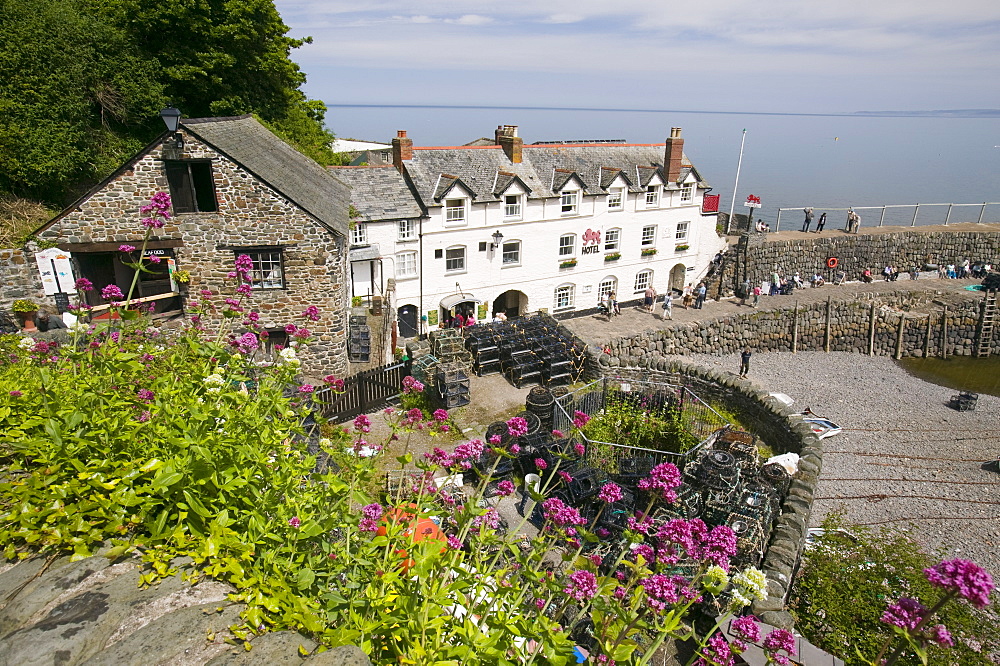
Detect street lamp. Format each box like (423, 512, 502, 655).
(159, 106, 183, 149)
(490, 230, 504, 249)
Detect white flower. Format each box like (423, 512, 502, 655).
(278, 347, 300, 366)
(731, 567, 767, 602)
(203, 372, 224, 393)
(69, 321, 88, 333)
(18, 337, 35, 350)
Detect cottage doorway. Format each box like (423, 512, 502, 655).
(493, 290, 526, 319)
(398, 304, 418, 339)
(669, 264, 687, 292)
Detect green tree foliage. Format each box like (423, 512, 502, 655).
(0, 0, 334, 206)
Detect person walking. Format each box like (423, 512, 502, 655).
(643, 285, 657, 312)
(815, 212, 826, 232)
(682, 283, 694, 309)
(739, 347, 752, 377)
(801, 207, 814, 232)
(695, 282, 707, 309)
(661, 292, 673, 320)
(740, 278, 751, 306)
(752, 285, 762, 307)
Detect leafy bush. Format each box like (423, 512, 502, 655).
(582, 391, 698, 455)
(790, 512, 1000, 665)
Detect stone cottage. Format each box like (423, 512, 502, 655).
(4, 114, 352, 375)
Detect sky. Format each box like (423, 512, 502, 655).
(272, 0, 1000, 117)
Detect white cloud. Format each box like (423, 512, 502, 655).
(542, 14, 583, 24)
(445, 14, 493, 25)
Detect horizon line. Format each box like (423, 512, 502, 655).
(322, 103, 1000, 119)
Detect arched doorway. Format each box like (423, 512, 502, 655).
(398, 304, 418, 338)
(670, 264, 687, 292)
(494, 290, 527, 319)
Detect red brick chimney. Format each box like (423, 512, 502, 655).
(664, 127, 684, 182)
(495, 124, 523, 164)
(392, 130, 412, 171)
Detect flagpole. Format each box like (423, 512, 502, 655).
(725, 129, 747, 235)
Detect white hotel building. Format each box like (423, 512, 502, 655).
(331, 125, 724, 339)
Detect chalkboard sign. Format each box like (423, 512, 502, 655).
(53, 293, 70, 313)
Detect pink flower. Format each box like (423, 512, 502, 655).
(534, 458, 547, 470)
(534, 598, 546, 610)
(101, 284, 124, 301)
(288, 516, 301, 528)
(324, 375, 345, 392)
(541, 497, 585, 528)
(236, 331, 259, 354)
(924, 558, 995, 608)
(637, 462, 682, 502)
(359, 503, 383, 532)
(303, 305, 320, 321)
(573, 442, 586, 457)
(75, 277, 94, 291)
(506, 416, 528, 437)
(149, 256, 162, 264)
(598, 482, 623, 503)
(9, 390, 23, 397)
(136, 388, 155, 403)
(558, 471, 573, 483)
(731, 615, 761, 643)
(354, 414, 372, 432)
(564, 570, 598, 601)
(285, 324, 298, 334)
(447, 535, 463, 550)
(433, 409, 449, 422)
(509, 443, 520, 454)
(496, 480, 515, 497)
(881, 597, 926, 630)
(762, 628, 796, 665)
(694, 632, 733, 666)
(551, 429, 564, 438)
(572, 410, 590, 429)
(928, 624, 953, 647)
(119, 244, 136, 253)
(298, 384, 315, 394)
(402, 375, 424, 394)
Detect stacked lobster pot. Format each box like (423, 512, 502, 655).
(686, 450, 743, 527)
(431, 328, 473, 371)
(464, 315, 586, 388)
(465, 329, 501, 376)
(409, 354, 439, 387)
(714, 429, 761, 476)
(435, 361, 471, 409)
(524, 387, 556, 434)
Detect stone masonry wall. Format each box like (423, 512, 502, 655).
(730, 229, 1000, 293)
(597, 291, 988, 366)
(1, 131, 349, 377)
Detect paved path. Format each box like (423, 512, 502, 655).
(561, 274, 983, 346)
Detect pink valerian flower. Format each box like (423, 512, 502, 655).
(136, 388, 155, 403)
(694, 632, 734, 666)
(573, 442, 586, 457)
(731, 615, 762, 644)
(200, 289, 213, 297)
(923, 558, 995, 608)
(541, 497, 586, 528)
(637, 462, 682, 502)
(235, 283, 252, 296)
(471, 508, 501, 532)
(324, 375, 345, 392)
(9, 390, 23, 397)
(762, 628, 796, 665)
(509, 443, 520, 454)
(447, 535, 463, 550)
(402, 375, 424, 394)
(285, 324, 298, 334)
(136, 410, 151, 423)
(424, 447, 454, 468)
(496, 479, 515, 497)
(613, 586, 626, 600)
(506, 416, 528, 437)
(149, 255, 162, 264)
(235, 331, 259, 354)
(572, 410, 591, 429)
(596, 657, 615, 666)
(359, 503, 383, 532)
(558, 471, 573, 483)
(551, 429, 565, 438)
(101, 284, 124, 301)
(298, 384, 315, 394)
(293, 328, 311, 339)
(928, 624, 954, 647)
(140, 192, 171, 228)
(633, 544, 655, 563)
(564, 570, 598, 601)
(589, 554, 603, 567)
(453, 439, 485, 462)
(354, 414, 372, 433)
(534, 458, 548, 470)
(534, 598, 546, 611)
(881, 597, 927, 630)
(598, 482, 623, 503)
(303, 305, 320, 321)
(119, 244, 136, 253)
(288, 516, 302, 528)
(75, 278, 94, 291)
(234, 253, 253, 281)
(402, 408, 424, 427)
(433, 409, 449, 422)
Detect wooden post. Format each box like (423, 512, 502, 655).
(924, 314, 932, 357)
(941, 306, 949, 359)
(868, 301, 877, 356)
(824, 296, 832, 352)
(791, 300, 799, 353)
(894, 313, 905, 359)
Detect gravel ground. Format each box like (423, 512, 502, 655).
(678, 350, 1000, 578)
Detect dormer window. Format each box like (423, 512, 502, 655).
(445, 198, 466, 225)
(680, 183, 694, 204)
(504, 194, 522, 220)
(560, 190, 578, 215)
(645, 185, 660, 208)
(607, 187, 624, 211)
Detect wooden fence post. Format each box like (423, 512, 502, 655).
(791, 300, 799, 353)
(894, 314, 905, 360)
(941, 306, 949, 359)
(824, 296, 832, 353)
(868, 301, 877, 356)
(924, 314, 932, 358)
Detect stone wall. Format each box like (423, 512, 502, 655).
(1, 131, 349, 377)
(596, 291, 990, 365)
(607, 362, 821, 629)
(727, 229, 1000, 294)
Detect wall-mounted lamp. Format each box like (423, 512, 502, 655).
(159, 106, 183, 149)
(490, 230, 504, 250)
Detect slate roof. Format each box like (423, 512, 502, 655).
(183, 115, 350, 237)
(401, 142, 709, 207)
(327, 165, 423, 222)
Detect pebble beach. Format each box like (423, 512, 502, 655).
(678, 350, 1000, 578)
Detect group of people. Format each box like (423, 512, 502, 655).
(939, 259, 991, 279)
(800, 208, 860, 234)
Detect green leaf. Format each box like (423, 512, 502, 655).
(295, 568, 316, 590)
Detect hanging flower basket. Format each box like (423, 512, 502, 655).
(604, 253, 621, 262)
(641, 248, 658, 257)
(559, 259, 578, 268)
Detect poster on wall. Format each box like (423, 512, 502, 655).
(427, 310, 438, 327)
(167, 258, 178, 293)
(34, 247, 74, 295)
(478, 302, 487, 321)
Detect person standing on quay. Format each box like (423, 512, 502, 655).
(695, 282, 707, 309)
(643, 285, 657, 312)
(802, 207, 814, 232)
(661, 292, 673, 320)
(682, 283, 694, 309)
(815, 212, 826, 232)
(739, 347, 752, 377)
(752, 285, 762, 307)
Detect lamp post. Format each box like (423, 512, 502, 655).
(159, 106, 183, 149)
(491, 230, 504, 250)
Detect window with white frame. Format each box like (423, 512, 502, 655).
(598, 277, 617, 301)
(502, 240, 521, 265)
(504, 194, 522, 219)
(351, 222, 368, 245)
(559, 234, 576, 257)
(641, 225, 656, 247)
(237, 248, 284, 290)
(634, 270, 652, 292)
(675, 221, 690, 241)
(396, 250, 417, 278)
(445, 246, 465, 272)
(445, 198, 466, 224)
(680, 183, 694, 203)
(645, 185, 660, 208)
(398, 219, 416, 241)
(604, 228, 621, 252)
(560, 190, 578, 215)
(554, 284, 575, 310)
(607, 187, 624, 211)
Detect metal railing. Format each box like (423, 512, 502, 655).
(773, 202, 1000, 232)
(553, 377, 730, 473)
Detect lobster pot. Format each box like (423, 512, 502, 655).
(701, 488, 739, 527)
(759, 462, 792, 498)
(558, 463, 607, 505)
(613, 454, 657, 490)
(741, 480, 782, 522)
(715, 429, 760, 474)
(486, 421, 513, 447)
(688, 450, 741, 493)
(473, 448, 515, 481)
(727, 515, 767, 568)
(525, 387, 556, 433)
(674, 483, 704, 520)
(515, 410, 542, 437)
(732, 485, 776, 529)
(410, 354, 439, 385)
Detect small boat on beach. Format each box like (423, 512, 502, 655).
(797, 407, 843, 439)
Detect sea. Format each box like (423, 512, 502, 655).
(324, 105, 1000, 229)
